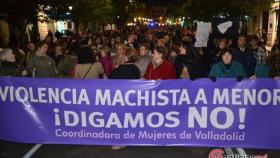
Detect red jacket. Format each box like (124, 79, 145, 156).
(144, 60, 176, 80)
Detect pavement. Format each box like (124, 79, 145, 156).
(1, 141, 280, 158)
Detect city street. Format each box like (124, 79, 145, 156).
(1, 141, 280, 158)
(1, 0, 280, 157)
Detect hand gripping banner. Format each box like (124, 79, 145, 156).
(0, 77, 279, 149)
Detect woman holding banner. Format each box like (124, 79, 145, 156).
(0, 48, 27, 76)
(26, 41, 58, 78)
(209, 49, 246, 81)
(144, 46, 176, 80)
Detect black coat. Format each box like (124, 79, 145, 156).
(0, 62, 22, 76)
(175, 54, 209, 79)
(175, 54, 193, 79)
(192, 55, 209, 79)
(109, 64, 140, 79)
(232, 47, 256, 77)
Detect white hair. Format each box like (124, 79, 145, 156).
(0, 48, 13, 61)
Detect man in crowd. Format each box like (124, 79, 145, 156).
(232, 35, 256, 78)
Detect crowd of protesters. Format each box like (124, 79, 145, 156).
(0, 26, 279, 151)
(0, 26, 279, 81)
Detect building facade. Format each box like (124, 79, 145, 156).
(38, 20, 74, 40)
(247, 1, 279, 47)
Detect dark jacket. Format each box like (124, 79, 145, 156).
(109, 64, 140, 79)
(267, 52, 280, 78)
(211, 48, 222, 64)
(232, 47, 256, 77)
(27, 54, 58, 78)
(175, 54, 193, 79)
(0, 62, 23, 76)
(50, 54, 64, 66)
(192, 54, 209, 79)
(57, 55, 76, 78)
(175, 54, 208, 79)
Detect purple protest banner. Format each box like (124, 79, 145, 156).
(0, 77, 279, 149)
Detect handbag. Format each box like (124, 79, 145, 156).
(82, 64, 93, 79)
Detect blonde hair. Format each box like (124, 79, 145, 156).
(116, 43, 125, 50)
(100, 46, 111, 56)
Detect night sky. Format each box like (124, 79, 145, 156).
(139, 0, 180, 7)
